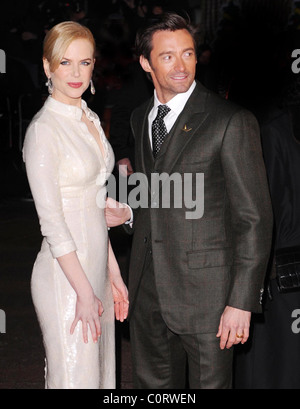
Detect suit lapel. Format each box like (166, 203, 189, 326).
(139, 83, 210, 196)
(155, 83, 209, 175)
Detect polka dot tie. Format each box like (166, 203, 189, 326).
(152, 105, 171, 158)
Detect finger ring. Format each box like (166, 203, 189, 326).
(236, 333, 243, 338)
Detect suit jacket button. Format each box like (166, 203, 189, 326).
(144, 237, 147, 243)
(259, 288, 264, 304)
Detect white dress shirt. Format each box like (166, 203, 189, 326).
(148, 80, 196, 148)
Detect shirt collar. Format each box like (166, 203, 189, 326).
(44, 96, 98, 122)
(153, 80, 196, 115)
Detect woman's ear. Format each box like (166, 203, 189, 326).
(43, 58, 51, 79)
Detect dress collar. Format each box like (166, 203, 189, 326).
(44, 96, 98, 122)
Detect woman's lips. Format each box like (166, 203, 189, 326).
(68, 82, 83, 88)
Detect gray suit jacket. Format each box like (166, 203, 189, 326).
(127, 81, 273, 334)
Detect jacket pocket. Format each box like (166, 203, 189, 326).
(187, 248, 232, 271)
(185, 249, 232, 313)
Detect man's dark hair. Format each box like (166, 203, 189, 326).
(135, 12, 198, 61)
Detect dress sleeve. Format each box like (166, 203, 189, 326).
(23, 121, 77, 258)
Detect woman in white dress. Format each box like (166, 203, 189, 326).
(23, 21, 129, 389)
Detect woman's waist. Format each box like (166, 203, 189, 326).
(61, 185, 106, 211)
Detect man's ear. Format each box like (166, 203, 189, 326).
(139, 55, 152, 73)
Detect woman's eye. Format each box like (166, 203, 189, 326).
(60, 61, 91, 66)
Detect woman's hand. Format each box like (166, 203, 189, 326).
(70, 290, 104, 344)
(56, 252, 104, 344)
(107, 239, 129, 321)
(105, 197, 132, 227)
(110, 273, 129, 322)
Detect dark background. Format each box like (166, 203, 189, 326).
(0, 0, 298, 197)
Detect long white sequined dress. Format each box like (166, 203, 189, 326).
(23, 97, 115, 389)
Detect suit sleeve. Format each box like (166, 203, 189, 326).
(221, 109, 273, 312)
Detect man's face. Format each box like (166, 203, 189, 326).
(140, 29, 197, 103)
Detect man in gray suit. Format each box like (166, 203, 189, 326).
(105, 12, 273, 389)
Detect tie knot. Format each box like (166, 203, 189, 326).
(156, 105, 170, 120)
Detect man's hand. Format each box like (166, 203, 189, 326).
(105, 197, 132, 227)
(117, 158, 134, 177)
(216, 306, 251, 350)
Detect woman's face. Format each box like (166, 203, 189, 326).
(44, 38, 94, 106)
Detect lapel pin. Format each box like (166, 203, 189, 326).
(182, 124, 192, 132)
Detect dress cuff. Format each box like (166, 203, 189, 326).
(50, 240, 77, 259)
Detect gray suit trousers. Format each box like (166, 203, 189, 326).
(129, 246, 233, 389)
